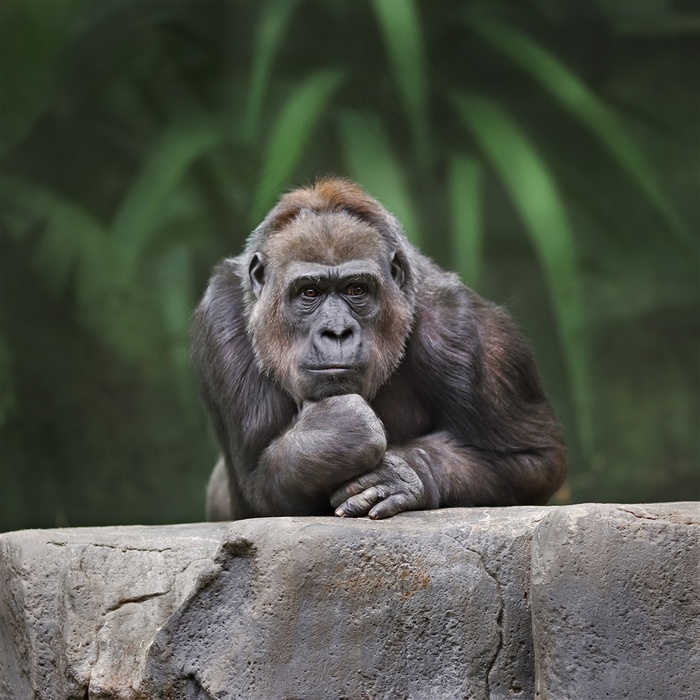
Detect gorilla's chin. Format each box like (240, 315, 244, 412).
(299, 367, 366, 401)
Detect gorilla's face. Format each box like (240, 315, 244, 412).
(282, 259, 379, 400)
(247, 210, 412, 402)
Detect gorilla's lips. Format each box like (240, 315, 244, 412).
(303, 364, 367, 382)
(306, 365, 357, 375)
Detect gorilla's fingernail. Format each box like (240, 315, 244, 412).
(335, 507, 346, 517)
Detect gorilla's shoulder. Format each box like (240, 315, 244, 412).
(412, 256, 478, 318)
(194, 256, 250, 348)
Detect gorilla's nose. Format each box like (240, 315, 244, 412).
(315, 320, 361, 360)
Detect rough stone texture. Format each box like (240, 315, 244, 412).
(0, 524, 228, 700)
(142, 509, 544, 700)
(531, 502, 700, 700)
(1, 503, 697, 700)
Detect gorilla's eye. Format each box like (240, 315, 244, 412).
(344, 283, 367, 297)
(300, 286, 321, 299)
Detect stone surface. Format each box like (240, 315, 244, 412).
(0, 524, 227, 700)
(142, 509, 544, 700)
(531, 502, 700, 700)
(1, 504, 698, 700)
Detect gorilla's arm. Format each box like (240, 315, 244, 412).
(249, 395, 386, 515)
(331, 433, 563, 518)
(332, 285, 566, 519)
(194, 262, 387, 518)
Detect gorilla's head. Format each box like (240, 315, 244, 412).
(244, 179, 416, 402)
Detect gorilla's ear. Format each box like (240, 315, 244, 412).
(249, 253, 265, 298)
(390, 252, 406, 289)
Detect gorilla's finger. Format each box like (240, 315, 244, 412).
(330, 475, 375, 509)
(335, 486, 383, 517)
(368, 493, 415, 520)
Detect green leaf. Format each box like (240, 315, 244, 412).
(0, 173, 106, 294)
(453, 93, 593, 451)
(0, 173, 133, 352)
(467, 13, 689, 244)
(157, 245, 199, 423)
(157, 246, 193, 339)
(370, 0, 431, 168)
(0, 172, 101, 232)
(337, 111, 420, 246)
(448, 155, 483, 288)
(250, 69, 344, 226)
(243, 0, 300, 143)
(34, 211, 88, 295)
(110, 114, 230, 283)
(0, 0, 84, 155)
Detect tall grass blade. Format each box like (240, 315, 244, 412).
(453, 93, 593, 451)
(337, 111, 420, 245)
(467, 13, 689, 244)
(370, 0, 431, 169)
(0, 173, 129, 352)
(111, 115, 228, 283)
(0, 172, 106, 294)
(157, 245, 199, 422)
(251, 69, 344, 226)
(243, 0, 300, 143)
(448, 155, 483, 287)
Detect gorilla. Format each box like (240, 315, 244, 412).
(193, 178, 566, 520)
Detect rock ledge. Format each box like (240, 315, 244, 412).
(1, 503, 698, 699)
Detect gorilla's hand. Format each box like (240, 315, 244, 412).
(331, 452, 428, 520)
(293, 394, 387, 479)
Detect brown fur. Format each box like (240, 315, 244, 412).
(266, 178, 387, 232)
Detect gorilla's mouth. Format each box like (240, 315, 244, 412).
(303, 365, 365, 378)
(307, 366, 354, 373)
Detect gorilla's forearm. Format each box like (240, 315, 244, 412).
(241, 394, 387, 515)
(332, 430, 566, 519)
(393, 432, 566, 507)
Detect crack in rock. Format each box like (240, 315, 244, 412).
(48, 540, 177, 553)
(105, 590, 169, 614)
(444, 534, 505, 699)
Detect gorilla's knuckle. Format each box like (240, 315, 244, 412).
(342, 500, 360, 516)
(374, 484, 389, 500)
(344, 488, 377, 516)
(339, 393, 367, 409)
(366, 430, 387, 460)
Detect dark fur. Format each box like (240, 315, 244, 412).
(193, 179, 566, 520)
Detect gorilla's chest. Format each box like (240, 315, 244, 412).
(372, 373, 432, 445)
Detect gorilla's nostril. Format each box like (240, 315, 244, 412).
(322, 327, 354, 344)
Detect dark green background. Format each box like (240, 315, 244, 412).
(1, 0, 698, 531)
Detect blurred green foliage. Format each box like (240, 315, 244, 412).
(1, 0, 698, 531)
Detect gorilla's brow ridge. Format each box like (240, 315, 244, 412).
(284, 261, 383, 288)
